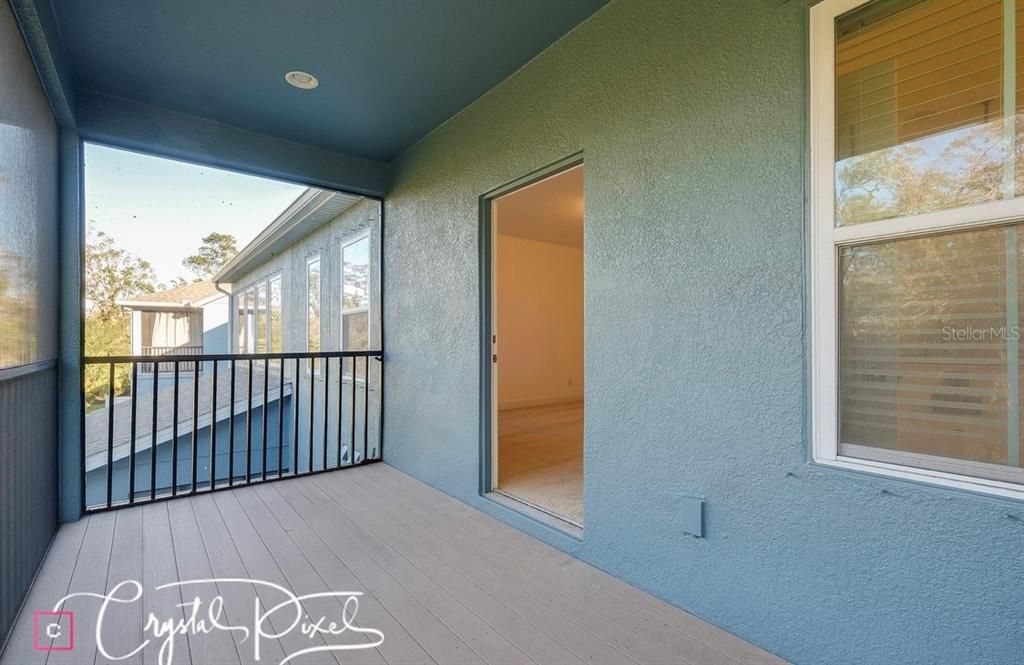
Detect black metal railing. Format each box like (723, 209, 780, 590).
(82, 350, 382, 513)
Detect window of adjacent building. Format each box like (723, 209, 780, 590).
(270, 276, 282, 353)
(234, 276, 280, 355)
(812, 0, 1024, 496)
(236, 293, 246, 352)
(255, 282, 268, 353)
(341, 235, 370, 378)
(243, 289, 255, 353)
(307, 255, 322, 372)
(140, 310, 202, 350)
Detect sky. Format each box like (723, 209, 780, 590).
(84, 143, 308, 286)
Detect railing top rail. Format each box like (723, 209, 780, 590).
(84, 350, 384, 364)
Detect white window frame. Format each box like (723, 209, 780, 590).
(234, 274, 282, 355)
(810, 0, 1024, 500)
(268, 273, 282, 353)
(340, 232, 371, 381)
(306, 253, 322, 374)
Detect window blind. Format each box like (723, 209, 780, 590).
(839, 225, 1019, 467)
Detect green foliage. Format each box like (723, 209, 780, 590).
(182, 232, 238, 280)
(86, 229, 158, 320)
(84, 313, 131, 411)
(84, 230, 156, 409)
(0, 249, 38, 367)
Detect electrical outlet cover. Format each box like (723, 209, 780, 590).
(680, 495, 704, 538)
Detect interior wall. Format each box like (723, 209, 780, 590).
(381, 1, 1024, 664)
(0, 0, 60, 648)
(496, 234, 583, 409)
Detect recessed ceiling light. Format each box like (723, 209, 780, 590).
(285, 71, 319, 90)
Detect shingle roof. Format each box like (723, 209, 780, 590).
(120, 280, 223, 307)
(84, 362, 291, 471)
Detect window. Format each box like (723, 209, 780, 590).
(140, 310, 202, 350)
(236, 291, 247, 352)
(341, 235, 370, 377)
(269, 276, 282, 353)
(243, 289, 255, 353)
(234, 276, 281, 354)
(307, 255, 321, 372)
(255, 282, 268, 353)
(811, 0, 1024, 497)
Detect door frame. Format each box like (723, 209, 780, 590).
(477, 151, 583, 496)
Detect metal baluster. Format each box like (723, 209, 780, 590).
(106, 362, 115, 508)
(363, 355, 370, 461)
(262, 357, 269, 481)
(171, 361, 179, 496)
(246, 358, 253, 483)
(128, 362, 138, 504)
(278, 357, 284, 478)
(323, 356, 329, 470)
(192, 360, 200, 493)
(150, 363, 159, 500)
(211, 360, 218, 490)
(342, 354, 350, 465)
(350, 355, 357, 463)
(308, 359, 315, 472)
(229, 360, 235, 487)
(293, 357, 300, 475)
(377, 354, 384, 460)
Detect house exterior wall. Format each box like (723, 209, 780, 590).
(226, 197, 382, 472)
(0, 0, 60, 647)
(201, 294, 229, 355)
(381, 1, 1024, 664)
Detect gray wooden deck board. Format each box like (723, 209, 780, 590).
(1, 465, 785, 665)
(327, 469, 715, 665)
(251, 482, 436, 665)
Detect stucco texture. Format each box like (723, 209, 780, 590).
(382, 1, 1024, 663)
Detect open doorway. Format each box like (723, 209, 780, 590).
(489, 162, 584, 526)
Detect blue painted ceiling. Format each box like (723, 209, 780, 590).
(48, 0, 609, 162)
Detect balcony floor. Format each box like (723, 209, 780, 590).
(1, 464, 784, 665)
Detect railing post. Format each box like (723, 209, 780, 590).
(308, 360, 315, 473)
(192, 360, 200, 492)
(211, 360, 218, 490)
(364, 356, 370, 461)
(128, 362, 138, 504)
(171, 361, 179, 496)
(229, 359, 236, 487)
(106, 362, 115, 509)
(246, 358, 253, 483)
(261, 357, 269, 481)
(323, 356, 330, 470)
(150, 363, 159, 500)
(293, 357, 300, 475)
(278, 357, 284, 478)
(350, 356, 357, 463)
(342, 354, 350, 465)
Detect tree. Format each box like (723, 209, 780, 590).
(83, 229, 157, 409)
(85, 229, 158, 320)
(182, 232, 238, 280)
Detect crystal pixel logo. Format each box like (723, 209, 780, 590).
(33, 610, 74, 652)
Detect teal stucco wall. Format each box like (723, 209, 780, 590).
(382, 1, 1024, 663)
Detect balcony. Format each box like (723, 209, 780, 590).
(0, 463, 781, 665)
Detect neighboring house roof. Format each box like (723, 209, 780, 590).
(84, 362, 291, 472)
(117, 280, 226, 310)
(214, 188, 363, 284)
